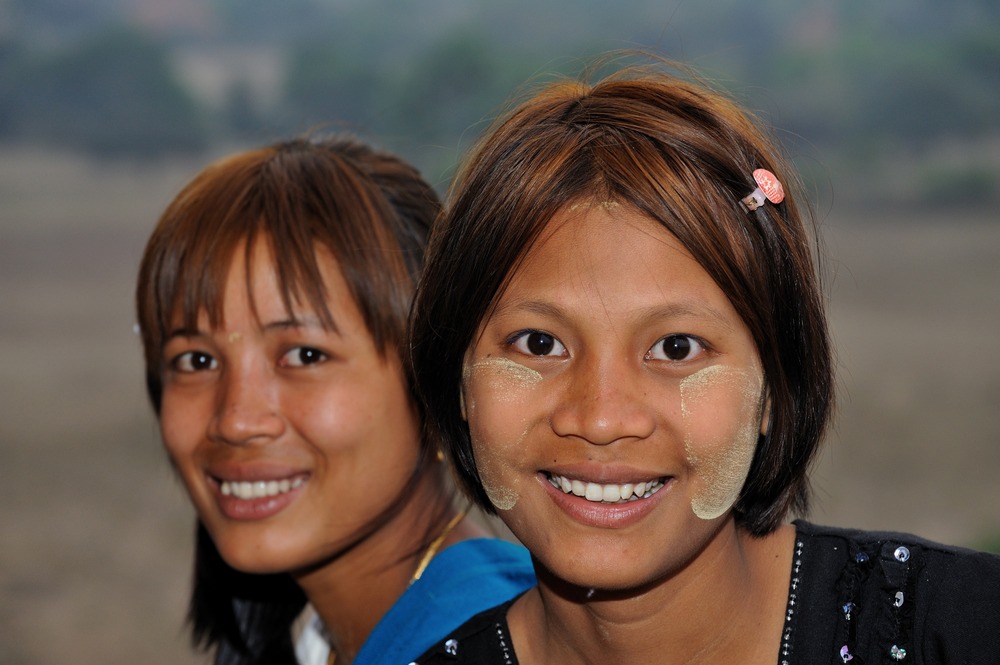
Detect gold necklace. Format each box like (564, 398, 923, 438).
(325, 510, 467, 665)
(409, 509, 467, 585)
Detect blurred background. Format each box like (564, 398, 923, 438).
(1, 0, 998, 662)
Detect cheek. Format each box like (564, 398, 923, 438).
(464, 358, 543, 511)
(156, 393, 217, 516)
(306, 376, 420, 473)
(679, 365, 764, 520)
(158, 392, 205, 463)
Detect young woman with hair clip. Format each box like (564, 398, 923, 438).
(409, 65, 1000, 663)
(134, 136, 534, 665)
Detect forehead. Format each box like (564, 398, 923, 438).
(494, 203, 734, 320)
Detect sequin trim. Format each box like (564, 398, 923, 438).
(494, 621, 514, 665)
(779, 539, 804, 665)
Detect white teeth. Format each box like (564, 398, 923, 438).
(219, 477, 305, 500)
(548, 474, 665, 504)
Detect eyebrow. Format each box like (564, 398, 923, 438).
(491, 298, 736, 332)
(164, 314, 337, 342)
(634, 302, 736, 331)
(164, 325, 204, 341)
(260, 314, 332, 332)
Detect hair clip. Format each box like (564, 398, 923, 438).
(741, 168, 784, 212)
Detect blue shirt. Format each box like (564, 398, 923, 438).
(296, 538, 535, 665)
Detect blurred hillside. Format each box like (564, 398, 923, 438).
(2, 0, 999, 204)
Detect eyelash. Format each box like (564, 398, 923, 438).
(170, 351, 218, 373)
(644, 334, 708, 363)
(279, 346, 328, 367)
(506, 330, 709, 363)
(507, 330, 566, 357)
(166, 346, 328, 374)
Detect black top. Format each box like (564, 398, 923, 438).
(411, 521, 1000, 664)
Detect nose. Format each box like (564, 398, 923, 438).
(208, 361, 285, 446)
(550, 352, 656, 446)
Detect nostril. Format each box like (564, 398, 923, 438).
(210, 400, 285, 446)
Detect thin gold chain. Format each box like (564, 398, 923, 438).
(409, 509, 467, 585)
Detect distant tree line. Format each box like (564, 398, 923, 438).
(0, 27, 208, 157)
(1, 0, 998, 204)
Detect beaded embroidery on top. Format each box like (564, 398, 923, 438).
(779, 539, 805, 665)
(494, 621, 514, 665)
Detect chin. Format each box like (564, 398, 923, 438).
(538, 561, 657, 597)
(534, 545, 653, 593)
(210, 529, 306, 576)
(218, 546, 290, 575)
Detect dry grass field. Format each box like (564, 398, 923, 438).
(1, 149, 998, 664)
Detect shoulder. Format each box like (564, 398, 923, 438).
(791, 520, 1000, 662)
(409, 598, 520, 665)
(796, 520, 1000, 593)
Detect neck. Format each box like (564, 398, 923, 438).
(511, 520, 794, 665)
(292, 471, 479, 663)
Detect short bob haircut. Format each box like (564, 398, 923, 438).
(136, 135, 440, 664)
(410, 65, 833, 537)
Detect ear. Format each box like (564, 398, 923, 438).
(459, 351, 471, 422)
(759, 387, 772, 438)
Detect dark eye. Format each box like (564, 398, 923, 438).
(646, 335, 706, 362)
(511, 331, 566, 357)
(172, 351, 218, 373)
(280, 346, 328, 367)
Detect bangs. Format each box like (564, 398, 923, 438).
(137, 138, 428, 410)
(162, 220, 337, 343)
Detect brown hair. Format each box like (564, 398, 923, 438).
(136, 136, 435, 412)
(410, 64, 833, 536)
(135, 135, 441, 664)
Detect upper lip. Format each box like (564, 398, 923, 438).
(206, 461, 310, 484)
(543, 463, 669, 485)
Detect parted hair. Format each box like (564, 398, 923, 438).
(135, 135, 440, 664)
(410, 64, 833, 537)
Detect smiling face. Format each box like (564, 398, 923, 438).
(159, 238, 421, 574)
(463, 203, 767, 591)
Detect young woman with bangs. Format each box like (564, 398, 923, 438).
(409, 65, 1000, 664)
(135, 136, 534, 665)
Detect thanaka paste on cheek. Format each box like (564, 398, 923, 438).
(680, 364, 764, 520)
(474, 423, 530, 511)
(463, 357, 543, 511)
(467, 357, 543, 399)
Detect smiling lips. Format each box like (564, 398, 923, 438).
(547, 473, 666, 504)
(211, 472, 309, 521)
